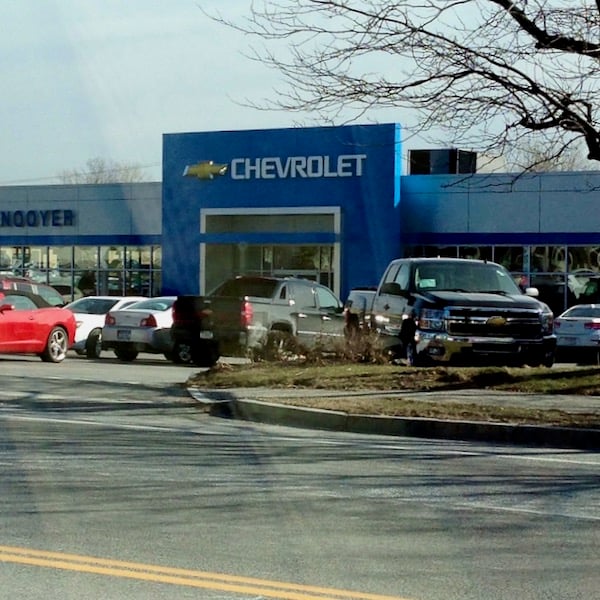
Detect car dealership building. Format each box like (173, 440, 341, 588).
(1, 122, 600, 315)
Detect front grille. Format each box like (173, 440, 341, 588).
(445, 307, 543, 340)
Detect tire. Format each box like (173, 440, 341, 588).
(542, 351, 555, 368)
(262, 330, 294, 361)
(172, 342, 193, 364)
(114, 345, 138, 362)
(191, 342, 220, 367)
(526, 350, 555, 368)
(85, 328, 102, 359)
(40, 326, 69, 363)
(405, 341, 422, 367)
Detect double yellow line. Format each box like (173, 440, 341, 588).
(0, 545, 410, 600)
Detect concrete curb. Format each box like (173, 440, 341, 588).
(189, 390, 600, 451)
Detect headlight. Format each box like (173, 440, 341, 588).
(541, 310, 554, 335)
(418, 308, 446, 332)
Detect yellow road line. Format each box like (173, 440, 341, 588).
(0, 545, 411, 600)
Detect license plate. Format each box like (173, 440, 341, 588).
(199, 330, 213, 339)
(117, 329, 131, 341)
(558, 336, 577, 346)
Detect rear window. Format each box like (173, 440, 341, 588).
(67, 298, 118, 314)
(564, 306, 600, 318)
(210, 278, 278, 298)
(0, 278, 65, 306)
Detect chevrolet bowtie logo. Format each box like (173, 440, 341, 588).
(183, 161, 228, 180)
(487, 316, 507, 327)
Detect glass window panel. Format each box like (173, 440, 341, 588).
(493, 247, 524, 271)
(126, 246, 152, 269)
(25, 246, 48, 281)
(273, 246, 319, 270)
(568, 246, 600, 272)
(97, 271, 124, 295)
(151, 272, 162, 297)
(458, 246, 492, 261)
(126, 271, 152, 296)
(151, 246, 162, 268)
(204, 243, 336, 295)
(315, 286, 339, 309)
(0, 247, 15, 272)
(531, 246, 566, 272)
(74, 246, 98, 270)
(75, 270, 97, 296)
(414, 245, 458, 258)
(531, 274, 568, 316)
(291, 282, 315, 309)
(101, 246, 124, 269)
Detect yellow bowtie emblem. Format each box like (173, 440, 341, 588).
(183, 161, 228, 180)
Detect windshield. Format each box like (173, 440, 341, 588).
(125, 297, 175, 311)
(414, 261, 521, 294)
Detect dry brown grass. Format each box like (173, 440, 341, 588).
(187, 361, 600, 429)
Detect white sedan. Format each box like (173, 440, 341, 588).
(554, 304, 600, 360)
(101, 296, 177, 362)
(65, 295, 147, 358)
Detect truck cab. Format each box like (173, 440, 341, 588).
(371, 258, 556, 366)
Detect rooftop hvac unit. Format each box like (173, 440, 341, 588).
(409, 149, 477, 175)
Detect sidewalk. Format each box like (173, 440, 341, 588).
(188, 386, 600, 451)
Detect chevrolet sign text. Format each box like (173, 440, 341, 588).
(230, 154, 367, 180)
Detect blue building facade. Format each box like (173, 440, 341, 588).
(1, 123, 600, 315)
(162, 123, 402, 299)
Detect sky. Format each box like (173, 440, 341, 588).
(0, 0, 407, 186)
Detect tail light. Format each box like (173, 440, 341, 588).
(105, 313, 116, 326)
(241, 300, 253, 328)
(140, 314, 157, 327)
(584, 322, 600, 330)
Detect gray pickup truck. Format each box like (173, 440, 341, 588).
(367, 257, 557, 367)
(171, 275, 346, 363)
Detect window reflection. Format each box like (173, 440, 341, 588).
(204, 243, 337, 295)
(404, 243, 600, 314)
(2, 245, 162, 301)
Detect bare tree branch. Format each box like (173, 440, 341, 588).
(58, 157, 148, 184)
(205, 0, 600, 170)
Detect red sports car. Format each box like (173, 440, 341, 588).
(0, 290, 76, 362)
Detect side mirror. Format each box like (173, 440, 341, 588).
(525, 287, 539, 297)
(379, 282, 403, 296)
(0, 303, 14, 312)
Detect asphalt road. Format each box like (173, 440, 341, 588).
(0, 354, 598, 600)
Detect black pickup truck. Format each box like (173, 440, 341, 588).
(171, 275, 346, 365)
(355, 257, 557, 367)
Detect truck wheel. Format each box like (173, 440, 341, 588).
(191, 342, 220, 367)
(542, 351, 555, 368)
(263, 330, 294, 361)
(526, 350, 555, 368)
(114, 345, 138, 362)
(172, 342, 192, 364)
(85, 328, 102, 359)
